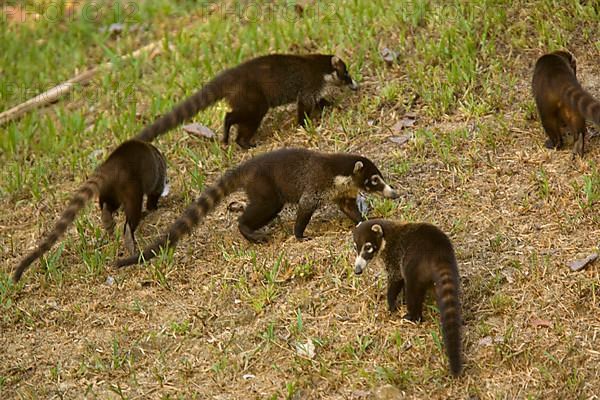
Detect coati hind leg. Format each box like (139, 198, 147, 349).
(122, 189, 144, 255)
(99, 196, 119, 235)
(563, 111, 587, 158)
(387, 278, 405, 312)
(238, 184, 283, 243)
(294, 193, 320, 240)
(336, 196, 364, 224)
(539, 110, 564, 149)
(403, 274, 426, 322)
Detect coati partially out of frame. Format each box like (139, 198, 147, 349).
(352, 219, 462, 376)
(114, 148, 398, 267)
(13, 140, 168, 282)
(134, 54, 359, 149)
(532, 50, 600, 157)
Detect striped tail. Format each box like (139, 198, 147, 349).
(563, 84, 600, 125)
(434, 261, 462, 377)
(13, 174, 104, 282)
(134, 74, 227, 143)
(114, 166, 246, 268)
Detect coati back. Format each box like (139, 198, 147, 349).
(352, 219, 462, 376)
(13, 140, 168, 282)
(134, 54, 358, 149)
(114, 148, 398, 267)
(532, 50, 600, 157)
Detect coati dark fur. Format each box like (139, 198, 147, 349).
(13, 140, 168, 282)
(114, 148, 398, 267)
(134, 54, 358, 149)
(352, 219, 462, 376)
(532, 50, 600, 157)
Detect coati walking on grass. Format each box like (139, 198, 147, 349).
(532, 50, 600, 157)
(352, 219, 462, 376)
(114, 148, 398, 267)
(134, 54, 359, 149)
(13, 140, 169, 282)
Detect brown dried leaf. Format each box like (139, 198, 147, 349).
(182, 123, 216, 139)
(529, 318, 552, 328)
(380, 48, 399, 65)
(388, 134, 413, 147)
(567, 253, 598, 272)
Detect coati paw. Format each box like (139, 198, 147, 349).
(239, 226, 269, 243)
(236, 139, 256, 150)
(295, 235, 313, 242)
(402, 313, 422, 322)
(544, 138, 556, 149)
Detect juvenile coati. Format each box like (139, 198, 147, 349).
(352, 219, 462, 376)
(532, 50, 600, 157)
(114, 148, 398, 267)
(134, 54, 358, 149)
(13, 140, 168, 282)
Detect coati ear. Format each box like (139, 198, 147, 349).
(371, 224, 383, 236)
(331, 56, 342, 69)
(353, 161, 363, 174)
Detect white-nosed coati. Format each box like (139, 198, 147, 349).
(352, 219, 462, 377)
(134, 54, 358, 149)
(13, 140, 168, 282)
(114, 148, 398, 267)
(532, 50, 600, 157)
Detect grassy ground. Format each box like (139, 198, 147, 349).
(1, 0, 600, 398)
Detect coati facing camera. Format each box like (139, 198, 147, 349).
(352, 219, 462, 376)
(114, 148, 398, 267)
(532, 50, 600, 157)
(13, 140, 168, 282)
(134, 54, 359, 149)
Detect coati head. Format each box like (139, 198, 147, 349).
(553, 50, 577, 75)
(352, 220, 385, 275)
(351, 159, 399, 198)
(328, 56, 359, 90)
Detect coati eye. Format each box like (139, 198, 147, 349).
(364, 243, 373, 253)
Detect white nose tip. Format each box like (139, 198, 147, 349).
(383, 184, 399, 199)
(354, 255, 367, 274)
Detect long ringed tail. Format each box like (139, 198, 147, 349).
(433, 261, 463, 376)
(134, 74, 228, 142)
(13, 173, 104, 282)
(114, 166, 247, 268)
(563, 84, 600, 125)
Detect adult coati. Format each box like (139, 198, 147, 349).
(114, 148, 398, 267)
(352, 219, 462, 376)
(13, 140, 168, 282)
(134, 54, 359, 149)
(532, 50, 600, 157)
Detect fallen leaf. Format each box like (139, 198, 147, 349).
(392, 117, 416, 133)
(295, 339, 316, 359)
(356, 194, 369, 216)
(182, 123, 216, 139)
(388, 133, 413, 146)
(529, 318, 552, 328)
(380, 48, 399, 65)
(567, 253, 598, 271)
(242, 374, 255, 380)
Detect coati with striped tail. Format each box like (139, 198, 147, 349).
(114, 148, 398, 267)
(134, 54, 358, 149)
(13, 140, 168, 282)
(352, 220, 462, 376)
(532, 50, 600, 157)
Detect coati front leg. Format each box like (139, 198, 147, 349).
(387, 277, 405, 312)
(297, 98, 316, 128)
(238, 184, 284, 243)
(294, 194, 319, 240)
(336, 196, 364, 224)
